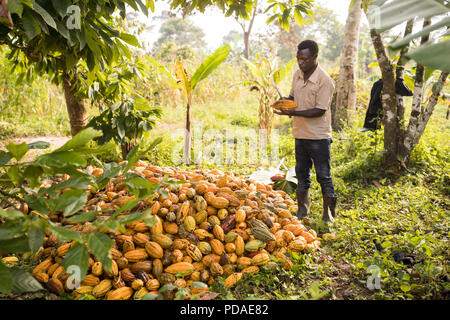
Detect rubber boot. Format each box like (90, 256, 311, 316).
(322, 195, 337, 223)
(296, 190, 311, 219)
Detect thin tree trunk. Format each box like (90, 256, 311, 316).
(184, 97, 192, 165)
(240, 0, 258, 60)
(62, 71, 88, 136)
(333, 0, 362, 131)
(395, 19, 415, 137)
(400, 19, 431, 164)
(369, 28, 399, 169)
(401, 71, 449, 164)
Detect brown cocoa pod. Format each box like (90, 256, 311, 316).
(46, 278, 64, 294)
(130, 260, 152, 274)
(152, 259, 163, 277)
(221, 214, 236, 233)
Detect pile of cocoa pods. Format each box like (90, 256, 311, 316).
(30, 161, 328, 300)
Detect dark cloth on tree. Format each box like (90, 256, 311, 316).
(363, 78, 413, 131)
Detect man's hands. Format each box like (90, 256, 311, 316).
(273, 106, 294, 116)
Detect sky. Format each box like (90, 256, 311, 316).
(137, 0, 354, 51)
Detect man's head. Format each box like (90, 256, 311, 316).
(296, 40, 319, 74)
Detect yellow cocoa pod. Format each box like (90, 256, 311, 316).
(163, 221, 179, 235)
(237, 257, 252, 269)
(145, 241, 164, 259)
(234, 235, 245, 256)
(225, 242, 236, 253)
(216, 192, 240, 207)
(47, 263, 60, 277)
(194, 210, 208, 224)
(131, 279, 144, 291)
(183, 216, 196, 232)
(52, 265, 65, 280)
(194, 196, 208, 212)
(92, 279, 113, 298)
(82, 274, 100, 287)
(212, 224, 225, 241)
(172, 238, 189, 251)
(33, 258, 53, 275)
(150, 216, 163, 235)
(186, 244, 203, 262)
(193, 229, 213, 241)
(235, 208, 246, 223)
(210, 239, 224, 256)
(146, 279, 160, 291)
(34, 272, 49, 283)
(224, 272, 242, 288)
(74, 285, 94, 296)
(124, 249, 149, 262)
(110, 248, 123, 260)
(151, 234, 173, 249)
(210, 196, 229, 209)
(176, 200, 191, 223)
(56, 243, 72, 257)
(251, 253, 270, 266)
(165, 262, 194, 275)
(133, 233, 150, 246)
(197, 241, 212, 255)
(106, 286, 133, 300)
(90, 262, 102, 277)
(134, 287, 149, 300)
(242, 265, 260, 274)
(209, 262, 223, 276)
(288, 238, 307, 252)
(202, 254, 220, 267)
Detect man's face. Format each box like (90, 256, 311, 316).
(296, 48, 317, 73)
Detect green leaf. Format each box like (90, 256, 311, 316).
(191, 45, 231, 89)
(0, 151, 12, 166)
(273, 58, 296, 85)
(0, 236, 31, 253)
(6, 142, 28, 162)
(54, 189, 88, 217)
(0, 262, 13, 294)
(369, 0, 449, 33)
(56, 128, 102, 152)
(406, 39, 450, 72)
(22, 10, 42, 40)
(6, 0, 23, 17)
(28, 229, 45, 253)
(0, 208, 24, 220)
(32, 1, 57, 30)
(35, 151, 86, 167)
(10, 267, 43, 293)
(87, 232, 113, 272)
(47, 225, 82, 242)
(119, 33, 141, 47)
(0, 222, 24, 240)
(67, 210, 101, 224)
(51, 0, 70, 18)
(61, 242, 90, 280)
(27, 141, 50, 150)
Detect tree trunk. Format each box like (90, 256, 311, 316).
(62, 71, 88, 136)
(369, 28, 399, 169)
(184, 97, 192, 165)
(243, 31, 250, 60)
(401, 71, 449, 164)
(332, 0, 362, 131)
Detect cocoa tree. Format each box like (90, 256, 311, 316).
(333, 0, 362, 131)
(365, 0, 450, 168)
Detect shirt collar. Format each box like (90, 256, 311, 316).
(297, 64, 321, 84)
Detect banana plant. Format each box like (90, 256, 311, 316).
(238, 55, 295, 137)
(148, 45, 231, 165)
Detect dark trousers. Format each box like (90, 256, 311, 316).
(295, 138, 335, 197)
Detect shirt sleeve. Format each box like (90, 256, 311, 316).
(315, 77, 335, 111)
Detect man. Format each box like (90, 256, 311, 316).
(274, 39, 337, 223)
